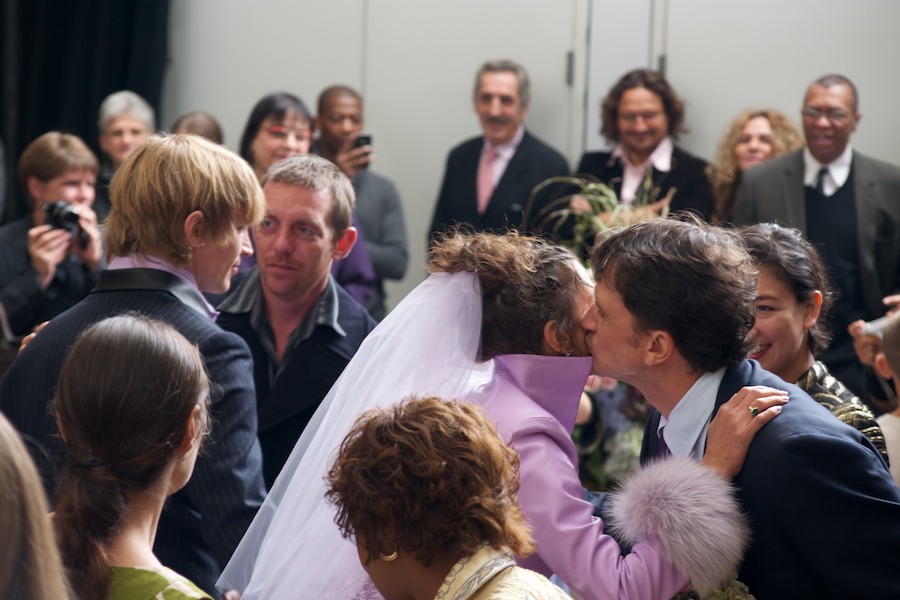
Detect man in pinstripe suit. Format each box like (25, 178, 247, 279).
(0, 135, 267, 596)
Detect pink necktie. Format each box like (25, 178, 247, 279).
(477, 145, 497, 215)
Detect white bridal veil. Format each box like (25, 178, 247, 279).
(218, 271, 491, 599)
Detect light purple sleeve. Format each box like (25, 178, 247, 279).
(514, 418, 688, 600)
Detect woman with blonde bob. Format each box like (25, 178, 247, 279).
(105, 134, 263, 276)
(0, 134, 267, 596)
(326, 395, 569, 599)
(53, 315, 212, 599)
(708, 109, 803, 223)
(222, 231, 783, 600)
(0, 412, 69, 599)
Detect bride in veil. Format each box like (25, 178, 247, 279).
(220, 231, 782, 599)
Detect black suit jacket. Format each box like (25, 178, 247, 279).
(429, 130, 569, 238)
(576, 145, 714, 220)
(217, 279, 376, 488)
(734, 150, 900, 318)
(641, 360, 900, 599)
(0, 268, 266, 595)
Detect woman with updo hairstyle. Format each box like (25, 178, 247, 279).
(740, 222, 887, 460)
(428, 231, 593, 359)
(52, 314, 212, 600)
(0, 413, 70, 599)
(326, 395, 569, 599)
(223, 230, 783, 600)
(709, 109, 803, 223)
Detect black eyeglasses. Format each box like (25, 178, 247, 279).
(801, 107, 850, 124)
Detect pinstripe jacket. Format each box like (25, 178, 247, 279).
(0, 267, 266, 596)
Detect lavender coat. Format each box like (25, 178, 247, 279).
(476, 354, 687, 600)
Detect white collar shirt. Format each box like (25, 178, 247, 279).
(803, 145, 853, 197)
(656, 368, 726, 460)
(610, 136, 674, 206)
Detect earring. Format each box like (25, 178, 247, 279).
(382, 551, 398, 562)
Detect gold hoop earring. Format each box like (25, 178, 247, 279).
(382, 551, 398, 562)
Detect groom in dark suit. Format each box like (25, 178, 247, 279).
(582, 219, 900, 599)
(429, 59, 568, 239)
(734, 74, 900, 400)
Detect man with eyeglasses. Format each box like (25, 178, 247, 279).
(735, 74, 900, 406)
(575, 68, 715, 220)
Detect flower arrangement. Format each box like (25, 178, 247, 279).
(523, 169, 676, 254)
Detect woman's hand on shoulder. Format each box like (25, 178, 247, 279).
(701, 385, 788, 478)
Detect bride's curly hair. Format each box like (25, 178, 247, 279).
(325, 396, 534, 566)
(427, 230, 587, 360)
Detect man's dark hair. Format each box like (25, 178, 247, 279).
(590, 217, 756, 372)
(600, 68, 686, 142)
(317, 85, 362, 116)
(739, 223, 835, 357)
(811, 74, 859, 112)
(238, 92, 312, 165)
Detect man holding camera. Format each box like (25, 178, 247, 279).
(0, 132, 102, 345)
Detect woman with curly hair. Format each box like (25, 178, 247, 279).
(52, 315, 212, 600)
(708, 110, 803, 223)
(326, 395, 569, 599)
(222, 230, 784, 600)
(739, 222, 887, 460)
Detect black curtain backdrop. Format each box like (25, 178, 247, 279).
(0, 0, 169, 222)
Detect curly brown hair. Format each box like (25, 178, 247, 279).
(600, 69, 685, 142)
(427, 230, 588, 359)
(708, 109, 803, 223)
(738, 223, 834, 357)
(590, 217, 757, 372)
(325, 396, 535, 566)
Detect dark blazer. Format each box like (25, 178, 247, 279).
(0, 268, 266, 596)
(641, 360, 900, 599)
(429, 130, 569, 238)
(217, 281, 376, 488)
(0, 216, 101, 337)
(733, 149, 900, 318)
(576, 145, 714, 220)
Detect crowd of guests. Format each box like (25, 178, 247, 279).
(0, 60, 898, 600)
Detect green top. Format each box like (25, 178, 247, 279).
(106, 565, 211, 600)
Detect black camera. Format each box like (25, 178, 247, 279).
(42, 200, 87, 247)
